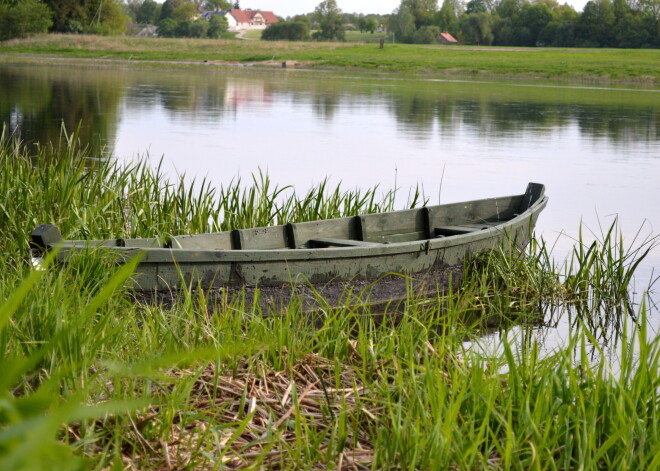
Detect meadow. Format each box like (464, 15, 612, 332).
(0, 127, 658, 470)
(1, 34, 659, 84)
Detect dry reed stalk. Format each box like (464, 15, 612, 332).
(93, 353, 376, 470)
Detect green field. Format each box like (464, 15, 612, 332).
(1, 128, 659, 469)
(1, 34, 659, 83)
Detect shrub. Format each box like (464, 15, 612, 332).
(188, 18, 208, 38)
(262, 21, 310, 41)
(156, 18, 178, 37)
(413, 25, 441, 44)
(2, 0, 53, 39)
(207, 14, 228, 38)
(174, 19, 191, 37)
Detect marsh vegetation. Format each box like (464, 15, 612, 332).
(1, 129, 658, 469)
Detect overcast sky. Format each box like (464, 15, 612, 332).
(240, 0, 589, 16)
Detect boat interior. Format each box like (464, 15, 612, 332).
(70, 193, 530, 251)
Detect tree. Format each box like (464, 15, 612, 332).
(205, 0, 230, 12)
(357, 16, 378, 33)
(0, 0, 52, 39)
(313, 0, 344, 41)
(437, 0, 459, 34)
(157, 17, 177, 36)
(413, 24, 441, 42)
(87, 0, 127, 35)
(465, 0, 487, 14)
(519, 3, 553, 45)
(137, 0, 160, 24)
(160, 0, 196, 23)
(0, 5, 8, 39)
(496, 0, 523, 19)
(614, 12, 654, 46)
(460, 11, 493, 44)
(389, 4, 416, 42)
(535, 4, 578, 46)
(44, 0, 93, 32)
(207, 13, 228, 37)
(124, 0, 142, 21)
(577, 0, 615, 46)
(175, 18, 191, 36)
(42, 0, 125, 35)
(291, 14, 311, 26)
(401, 0, 438, 28)
(187, 18, 207, 36)
(365, 16, 378, 33)
(639, 0, 659, 20)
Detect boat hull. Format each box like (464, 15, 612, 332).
(31, 183, 548, 294)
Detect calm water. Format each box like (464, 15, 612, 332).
(2, 62, 659, 320)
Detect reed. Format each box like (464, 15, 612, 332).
(0, 126, 405, 262)
(1, 130, 658, 470)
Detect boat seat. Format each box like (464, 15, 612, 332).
(433, 223, 494, 238)
(308, 238, 382, 248)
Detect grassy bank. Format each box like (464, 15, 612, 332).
(1, 34, 659, 84)
(1, 129, 659, 470)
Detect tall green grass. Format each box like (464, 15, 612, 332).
(1, 130, 658, 469)
(0, 125, 412, 264)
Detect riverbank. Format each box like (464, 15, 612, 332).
(1, 34, 659, 84)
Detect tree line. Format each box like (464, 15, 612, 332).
(388, 0, 659, 48)
(262, 0, 386, 42)
(0, 0, 126, 39)
(0, 0, 235, 40)
(271, 0, 658, 48)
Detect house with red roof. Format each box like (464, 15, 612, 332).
(224, 9, 279, 31)
(439, 32, 458, 44)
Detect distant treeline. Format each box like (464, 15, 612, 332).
(286, 0, 660, 48)
(0, 0, 126, 39)
(384, 0, 660, 48)
(0, 0, 231, 40)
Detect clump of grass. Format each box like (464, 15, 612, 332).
(559, 219, 659, 344)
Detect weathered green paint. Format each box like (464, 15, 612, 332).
(31, 183, 548, 292)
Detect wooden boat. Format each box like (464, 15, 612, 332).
(30, 183, 547, 297)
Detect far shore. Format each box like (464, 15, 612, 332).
(1, 34, 659, 85)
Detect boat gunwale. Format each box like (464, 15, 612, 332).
(53, 195, 548, 264)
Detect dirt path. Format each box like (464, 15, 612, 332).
(235, 29, 258, 41)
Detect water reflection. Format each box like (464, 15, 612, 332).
(0, 65, 122, 156)
(1, 64, 657, 152)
